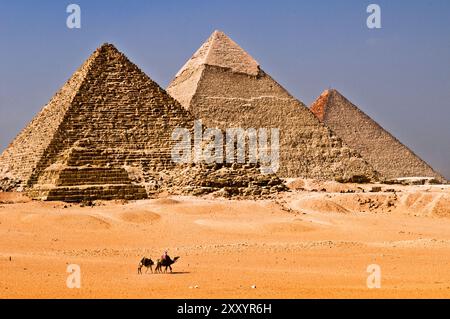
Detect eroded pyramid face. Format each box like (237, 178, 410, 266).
(310, 89, 445, 182)
(0, 44, 194, 183)
(167, 31, 378, 181)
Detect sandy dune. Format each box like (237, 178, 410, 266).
(1, 182, 450, 298)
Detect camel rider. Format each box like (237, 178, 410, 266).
(161, 250, 169, 261)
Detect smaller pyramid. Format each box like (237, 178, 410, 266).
(310, 89, 445, 182)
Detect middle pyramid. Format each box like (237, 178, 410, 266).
(167, 30, 377, 180)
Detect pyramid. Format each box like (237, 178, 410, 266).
(167, 30, 377, 180)
(310, 89, 445, 182)
(0, 43, 284, 201)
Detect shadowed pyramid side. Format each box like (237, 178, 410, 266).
(310, 89, 446, 182)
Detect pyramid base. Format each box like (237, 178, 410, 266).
(28, 184, 148, 202)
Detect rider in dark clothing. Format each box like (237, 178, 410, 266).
(161, 250, 169, 261)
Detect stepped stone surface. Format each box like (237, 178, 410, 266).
(310, 89, 445, 182)
(167, 30, 378, 181)
(0, 43, 284, 201)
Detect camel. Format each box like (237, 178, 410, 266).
(138, 257, 154, 274)
(155, 256, 180, 273)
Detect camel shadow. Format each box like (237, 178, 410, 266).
(153, 271, 190, 275)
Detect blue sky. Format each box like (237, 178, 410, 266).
(0, 0, 449, 178)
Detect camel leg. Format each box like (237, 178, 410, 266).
(150, 265, 153, 273)
(169, 265, 173, 273)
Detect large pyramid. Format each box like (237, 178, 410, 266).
(167, 30, 378, 180)
(310, 89, 445, 182)
(0, 43, 284, 201)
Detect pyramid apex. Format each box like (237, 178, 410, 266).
(96, 42, 120, 53)
(209, 30, 231, 40)
(310, 89, 335, 122)
(173, 30, 260, 77)
(99, 42, 113, 48)
(328, 88, 343, 96)
(320, 88, 341, 97)
(316, 89, 349, 105)
(321, 89, 331, 96)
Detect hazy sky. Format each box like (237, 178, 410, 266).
(0, 0, 449, 178)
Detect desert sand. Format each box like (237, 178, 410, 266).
(1, 181, 450, 299)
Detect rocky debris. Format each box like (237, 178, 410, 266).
(370, 186, 382, 193)
(163, 162, 287, 199)
(287, 178, 374, 193)
(335, 175, 372, 184)
(385, 177, 444, 186)
(79, 200, 95, 207)
(274, 198, 301, 215)
(356, 194, 397, 212)
(0, 174, 23, 192)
